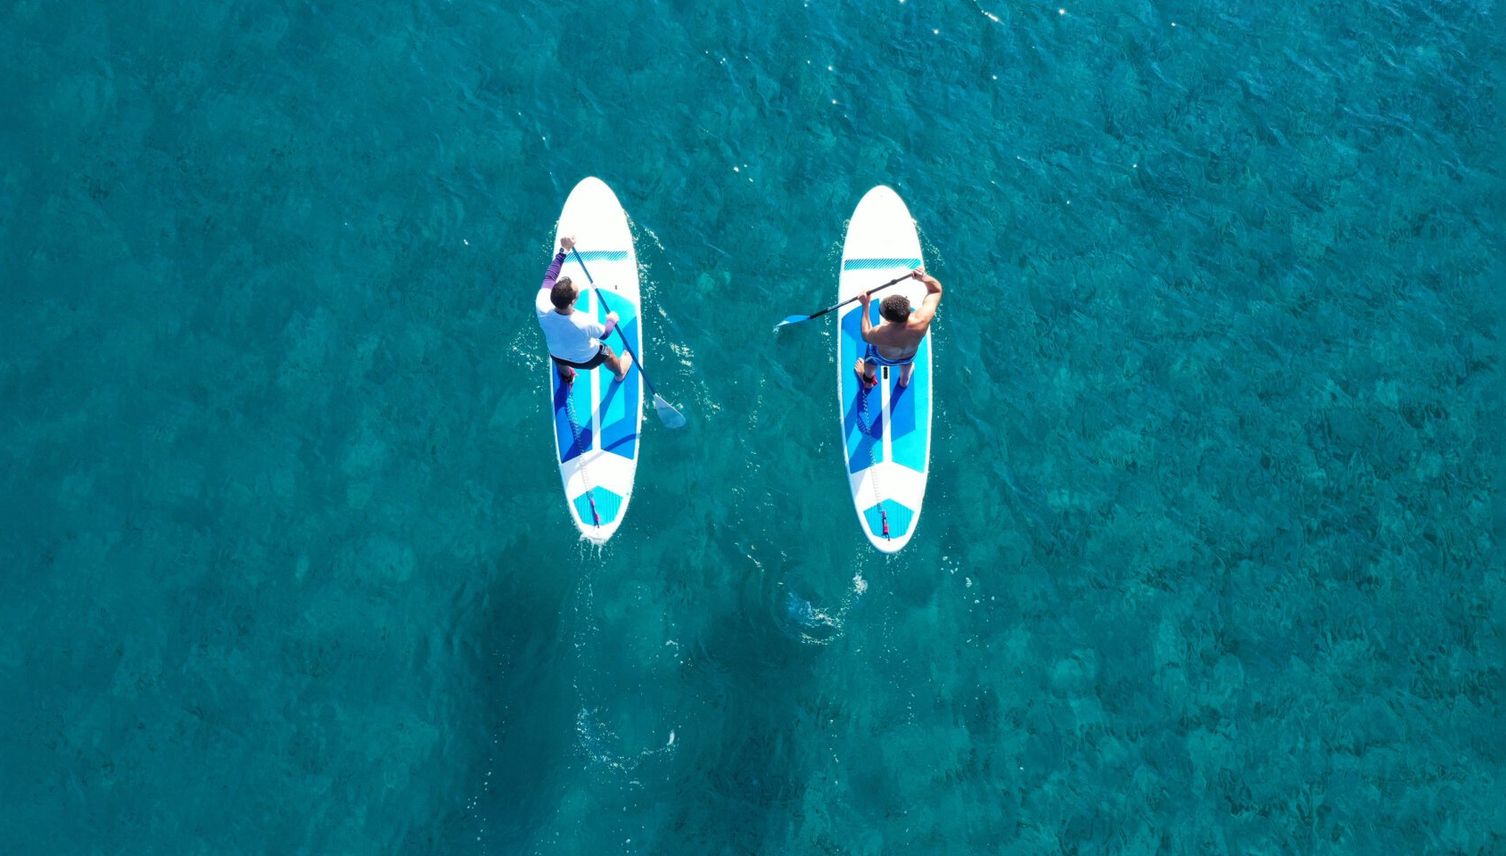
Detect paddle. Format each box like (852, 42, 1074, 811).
(771, 272, 914, 332)
(569, 247, 688, 429)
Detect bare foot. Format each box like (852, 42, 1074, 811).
(614, 353, 634, 382)
(558, 365, 576, 384)
(853, 358, 877, 389)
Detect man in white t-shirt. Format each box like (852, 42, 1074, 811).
(536, 236, 632, 384)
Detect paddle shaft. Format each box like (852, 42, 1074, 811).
(569, 247, 662, 399)
(804, 273, 913, 323)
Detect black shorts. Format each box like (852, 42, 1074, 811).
(553, 345, 611, 370)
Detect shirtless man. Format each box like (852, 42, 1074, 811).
(536, 235, 632, 384)
(854, 268, 943, 389)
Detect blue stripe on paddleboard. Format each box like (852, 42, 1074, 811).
(596, 294, 640, 461)
(843, 257, 921, 271)
(553, 369, 595, 464)
(572, 250, 630, 262)
(573, 486, 623, 526)
(840, 305, 883, 472)
(887, 344, 928, 474)
(863, 499, 914, 538)
(553, 289, 598, 464)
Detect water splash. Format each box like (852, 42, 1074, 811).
(574, 707, 678, 781)
(778, 571, 868, 646)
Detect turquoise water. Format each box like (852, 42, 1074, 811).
(2, 0, 1501, 851)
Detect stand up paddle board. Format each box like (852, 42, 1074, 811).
(547, 177, 643, 544)
(837, 186, 931, 553)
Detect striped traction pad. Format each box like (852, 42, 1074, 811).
(843, 257, 920, 271)
(573, 486, 623, 526)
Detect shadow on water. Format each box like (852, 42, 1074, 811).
(648, 552, 869, 852)
(664, 604, 823, 850)
(452, 531, 583, 852)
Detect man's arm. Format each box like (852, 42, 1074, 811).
(537, 236, 576, 314)
(858, 291, 877, 342)
(909, 268, 943, 328)
(539, 236, 576, 292)
(587, 312, 619, 340)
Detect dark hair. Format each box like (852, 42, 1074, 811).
(550, 276, 577, 310)
(880, 294, 911, 323)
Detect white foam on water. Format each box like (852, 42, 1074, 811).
(573, 707, 680, 781)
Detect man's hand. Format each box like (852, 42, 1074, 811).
(560, 235, 576, 251)
(858, 291, 872, 306)
(606, 311, 619, 325)
(913, 267, 942, 293)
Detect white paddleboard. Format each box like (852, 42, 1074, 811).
(546, 177, 644, 543)
(836, 186, 932, 553)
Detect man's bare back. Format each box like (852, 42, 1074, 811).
(855, 268, 943, 388)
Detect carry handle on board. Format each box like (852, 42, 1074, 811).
(569, 247, 687, 429)
(771, 272, 914, 332)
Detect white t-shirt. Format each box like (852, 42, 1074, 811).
(535, 288, 606, 363)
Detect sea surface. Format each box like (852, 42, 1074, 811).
(1, 0, 1501, 852)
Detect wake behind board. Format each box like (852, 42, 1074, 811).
(837, 186, 932, 553)
(548, 177, 644, 544)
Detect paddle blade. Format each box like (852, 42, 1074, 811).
(653, 394, 687, 429)
(772, 314, 809, 332)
